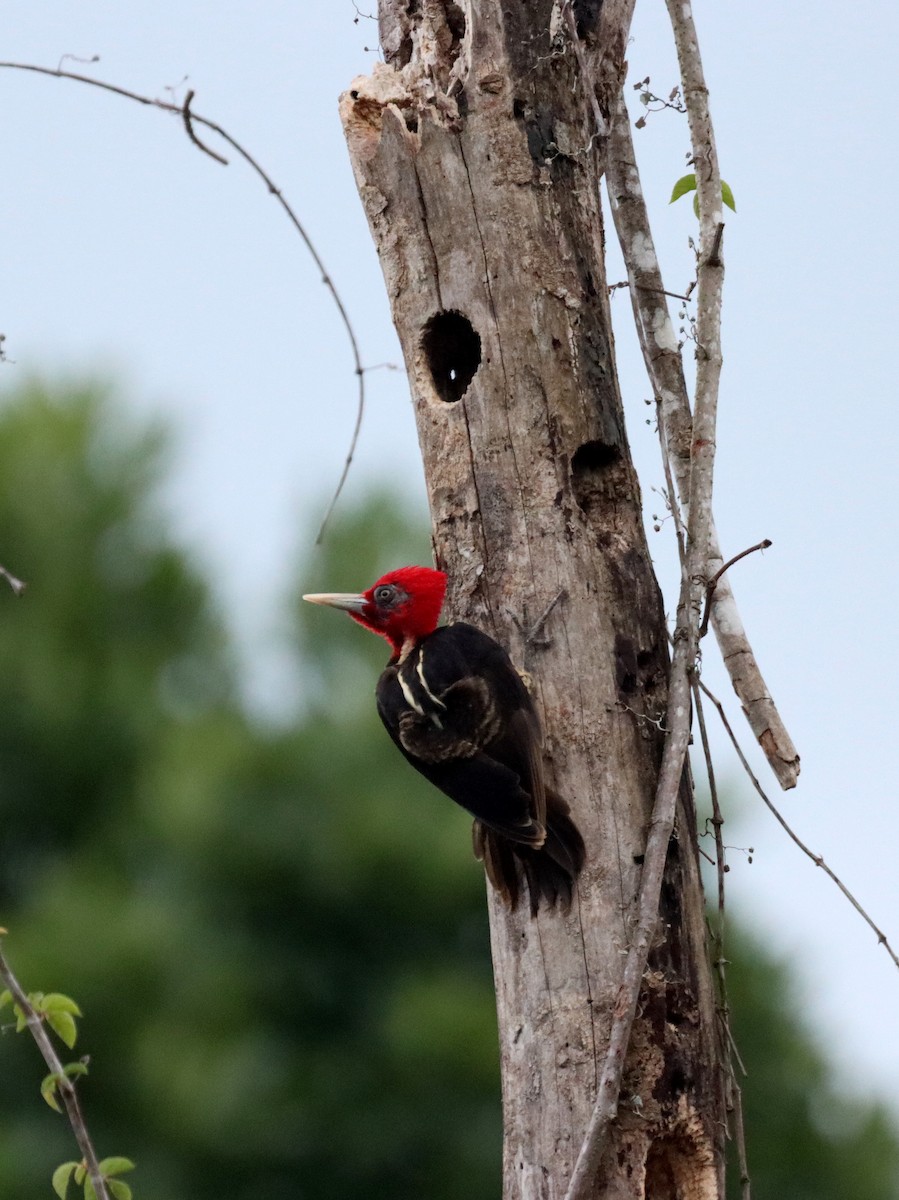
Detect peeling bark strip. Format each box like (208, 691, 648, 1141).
(342, 3, 725, 1196)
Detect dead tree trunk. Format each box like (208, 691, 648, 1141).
(341, 2, 726, 1195)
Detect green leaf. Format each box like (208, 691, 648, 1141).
(42, 993, 83, 1018)
(0, 989, 12, 1010)
(47, 1009, 78, 1049)
(14, 1005, 28, 1033)
(63, 1061, 89, 1080)
(52, 1161, 79, 1200)
(672, 173, 737, 216)
(108, 1181, 133, 1200)
(84, 1177, 97, 1200)
(98, 1158, 135, 1177)
(669, 173, 697, 203)
(73, 1165, 87, 1186)
(40, 1072, 63, 1113)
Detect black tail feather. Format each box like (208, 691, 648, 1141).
(473, 788, 585, 916)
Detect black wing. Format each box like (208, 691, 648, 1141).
(376, 623, 547, 848)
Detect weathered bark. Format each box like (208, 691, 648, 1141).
(341, 3, 726, 1196)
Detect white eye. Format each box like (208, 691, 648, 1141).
(374, 585, 396, 605)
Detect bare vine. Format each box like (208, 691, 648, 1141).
(699, 680, 899, 973)
(0, 59, 367, 544)
(693, 681, 752, 1199)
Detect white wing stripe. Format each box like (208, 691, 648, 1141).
(416, 647, 447, 711)
(397, 671, 425, 715)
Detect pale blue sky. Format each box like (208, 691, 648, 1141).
(3, 0, 898, 1122)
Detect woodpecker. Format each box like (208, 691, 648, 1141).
(303, 566, 585, 915)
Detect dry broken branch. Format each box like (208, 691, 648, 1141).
(605, 86, 800, 790)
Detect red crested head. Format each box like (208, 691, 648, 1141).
(303, 566, 447, 658)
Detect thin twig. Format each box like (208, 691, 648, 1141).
(559, 2, 609, 138)
(699, 680, 899, 972)
(731, 1075, 752, 1200)
(722, 1010, 748, 1079)
(656, 401, 687, 564)
(0, 60, 366, 545)
(313, 365, 365, 545)
(0, 563, 27, 595)
(526, 588, 567, 645)
(181, 89, 228, 165)
(0, 942, 111, 1200)
(694, 682, 725, 916)
(694, 682, 752, 1198)
(706, 539, 773, 597)
(351, 2, 378, 22)
(639, 285, 695, 303)
(610, 279, 696, 304)
(699, 539, 772, 638)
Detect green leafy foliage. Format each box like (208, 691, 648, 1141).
(0, 381, 896, 1200)
(50, 1156, 135, 1200)
(51, 1157, 132, 1200)
(670, 172, 737, 216)
(0, 989, 82, 1047)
